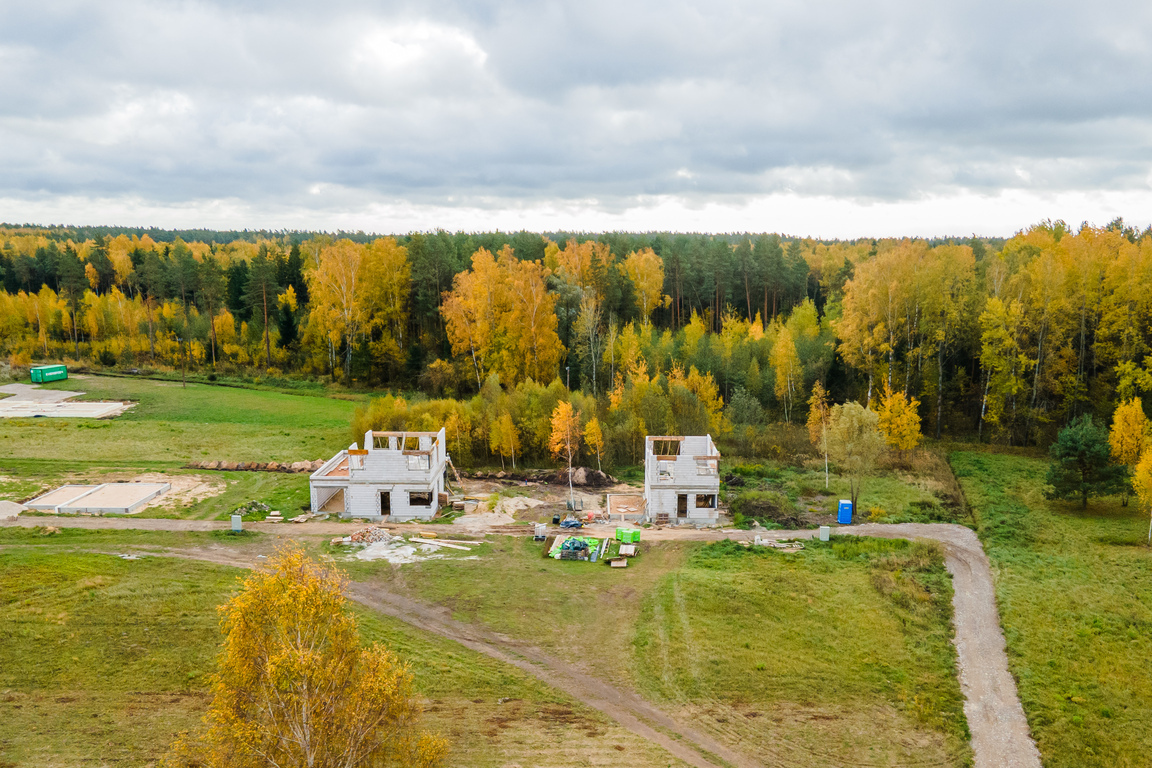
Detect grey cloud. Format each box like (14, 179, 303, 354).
(1, 0, 1152, 216)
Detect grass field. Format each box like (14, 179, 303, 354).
(350, 534, 972, 767)
(951, 451, 1152, 767)
(0, 375, 359, 464)
(0, 375, 359, 521)
(0, 543, 691, 768)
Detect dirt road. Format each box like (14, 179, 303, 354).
(3, 515, 1042, 768)
(149, 545, 753, 768)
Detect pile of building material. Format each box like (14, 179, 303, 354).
(349, 526, 394, 545)
(332, 526, 481, 564)
(751, 536, 805, 552)
(186, 460, 324, 473)
(231, 500, 288, 521)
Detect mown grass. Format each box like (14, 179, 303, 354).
(951, 451, 1152, 766)
(0, 375, 357, 464)
(0, 375, 355, 522)
(0, 548, 685, 768)
(352, 534, 971, 767)
(632, 537, 970, 767)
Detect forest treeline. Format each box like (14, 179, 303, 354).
(0, 218, 1147, 465)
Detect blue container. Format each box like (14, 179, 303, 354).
(837, 499, 853, 525)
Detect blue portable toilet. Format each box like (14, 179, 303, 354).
(837, 499, 853, 525)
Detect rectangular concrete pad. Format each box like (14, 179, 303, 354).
(26, 485, 101, 509)
(60, 483, 171, 514)
(0, 401, 129, 418)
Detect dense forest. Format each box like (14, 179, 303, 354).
(0, 219, 1147, 466)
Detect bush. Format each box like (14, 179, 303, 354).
(729, 489, 804, 528)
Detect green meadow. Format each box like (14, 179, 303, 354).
(953, 451, 1152, 767)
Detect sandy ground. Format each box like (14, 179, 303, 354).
(3, 513, 1042, 768)
(130, 473, 225, 512)
(0, 500, 25, 519)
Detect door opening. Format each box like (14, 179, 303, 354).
(380, 491, 391, 515)
(677, 494, 688, 518)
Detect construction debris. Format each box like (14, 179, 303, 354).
(751, 536, 805, 552)
(349, 526, 395, 545)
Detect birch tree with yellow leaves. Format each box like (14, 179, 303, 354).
(163, 545, 446, 768)
(622, 247, 667, 325)
(1109, 398, 1149, 506)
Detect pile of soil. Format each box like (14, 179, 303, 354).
(462, 467, 617, 487)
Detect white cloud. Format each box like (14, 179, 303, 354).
(1, 0, 1152, 235)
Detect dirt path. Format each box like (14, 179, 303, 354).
(3, 515, 1042, 768)
(149, 545, 751, 768)
(852, 524, 1042, 768)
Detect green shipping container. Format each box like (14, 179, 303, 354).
(30, 365, 68, 383)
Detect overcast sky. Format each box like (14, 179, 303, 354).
(2, 0, 1151, 237)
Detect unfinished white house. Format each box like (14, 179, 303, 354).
(642, 435, 721, 525)
(310, 429, 448, 521)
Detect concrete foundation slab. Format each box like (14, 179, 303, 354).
(27, 482, 170, 514)
(0, 400, 132, 418)
(26, 485, 100, 509)
(0, 383, 134, 418)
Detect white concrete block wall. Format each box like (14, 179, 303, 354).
(643, 434, 721, 524)
(310, 429, 449, 520)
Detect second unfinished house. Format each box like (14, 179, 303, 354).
(310, 429, 448, 521)
(643, 435, 721, 525)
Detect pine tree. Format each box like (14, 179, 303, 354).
(1045, 415, 1126, 508)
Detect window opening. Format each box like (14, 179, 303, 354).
(695, 494, 716, 509)
(409, 490, 433, 506)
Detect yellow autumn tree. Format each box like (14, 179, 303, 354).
(163, 545, 446, 768)
(442, 247, 564, 388)
(360, 237, 412, 375)
(807, 381, 831, 487)
(771, 324, 801, 422)
(1132, 449, 1152, 546)
(622, 248, 667, 325)
(489, 411, 519, 470)
(584, 416, 604, 471)
(442, 247, 502, 388)
(306, 239, 365, 382)
(501, 253, 563, 385)
(1109, 398, 1149, 506)
(549, 400, 583, 505)
(877, 385, 922, 461)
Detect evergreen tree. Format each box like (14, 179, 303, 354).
(226, 259, 249, 320)
(1045, 414, 1126, 508)
(244, 246, 280, 370)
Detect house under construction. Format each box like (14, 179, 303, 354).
(642, 435, 721, 525)
(310, 428, 449, 521)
